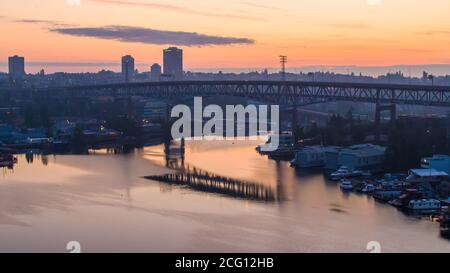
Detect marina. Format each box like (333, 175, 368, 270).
(255, 129, 450, 224)
(254, 130, 450, 240)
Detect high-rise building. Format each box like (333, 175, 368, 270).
(163, 47, 183, 80)
(150, 63, 162, 81)
(121, 55, 135, 82)
(8, 55, 25, 77)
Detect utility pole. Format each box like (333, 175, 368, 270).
(279, 55, 287, 81)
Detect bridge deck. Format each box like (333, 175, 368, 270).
(3, 80, 450, 107)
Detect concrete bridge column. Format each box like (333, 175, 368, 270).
(375, 103, 396, 142)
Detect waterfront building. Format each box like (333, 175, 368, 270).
(163, 47, 183, 80)
(121, 55, 135, 82)
(142, 99, 168, 121)
(8, 55, 25, 77)
(291, 146, 340, 168)
(0, 125, 46, 144)
(406, 168, 449, 184)
(324, 144, 386, 171)
(150, 63, 162, 81)
(421, 155, 450, 174)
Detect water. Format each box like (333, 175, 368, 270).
(0, 140, 449, 253)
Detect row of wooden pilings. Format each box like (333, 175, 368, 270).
(146, 168, 276, 202)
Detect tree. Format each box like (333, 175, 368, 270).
(71, 126, 87, 154)
(40, 105, 51, 128)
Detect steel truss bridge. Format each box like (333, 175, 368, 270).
(11, 80, 450, 107)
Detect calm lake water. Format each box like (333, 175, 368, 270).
(1, 140, 449, 253)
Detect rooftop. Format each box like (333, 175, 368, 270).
(300, 146, 340, 153)
(409, 168, 449, 177)
(422, 154, 450, 161)
(340, 144, 386, 157)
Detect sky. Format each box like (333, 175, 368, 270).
(1, 0, 450, 72)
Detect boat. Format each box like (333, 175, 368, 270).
(268, 147, 295, 160)
(257, 132, 294, 155)
(388, 188, 422, 208)
(330, 166, 350, 180)
(330, 166, 363, 181)
(406, 199, 441, 213)
(361, 183, 376, 193)
(373, 190, 402, 202)
(339, 179, 354, 191)
(377, 179, 407, 191)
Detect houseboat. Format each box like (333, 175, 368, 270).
(290, 146, 339, 168)
(406, 199, 441, 213)
(373, 190, 402, 202)
(324, 144, 386, 172)
(388, 188, 422, 208)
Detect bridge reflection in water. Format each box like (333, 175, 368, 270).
(145, 140, 278, 202)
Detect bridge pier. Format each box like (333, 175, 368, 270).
(375, 103, 396, 142)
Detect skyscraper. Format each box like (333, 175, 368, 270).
(121, 55, 135, 82)
(8, 55, 25, 77)
(163, 47, 183, 80)
(150, 63, 162, 81)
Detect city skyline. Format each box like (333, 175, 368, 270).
(4, 59, 450, 78)
(1, 0, 450, 70)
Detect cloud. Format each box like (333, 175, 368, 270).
(13, 18, 74, 27)
(91, 0, 262, 21)
(15, 19, 56, 24)
(50, 25, 255, 46)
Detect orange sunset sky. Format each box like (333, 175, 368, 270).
(1, 0, 450, 69)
